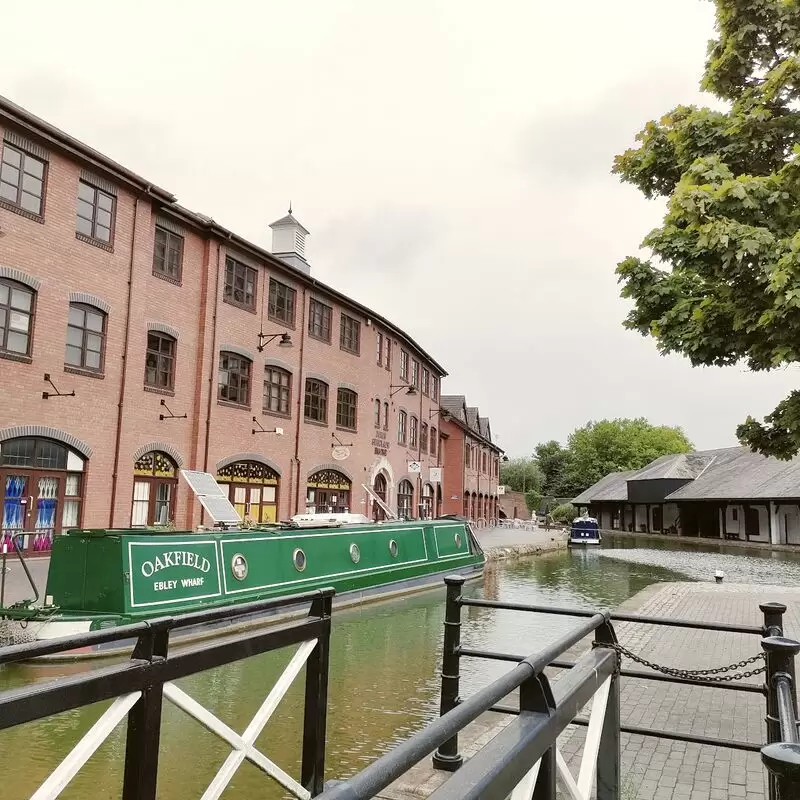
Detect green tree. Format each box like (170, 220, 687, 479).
(524, 490, 543, 514)
(533, 440, 573, 496)
(551, 503, 578, 525)
(499, 457, 545, 494)
(613, 0, 800, 459)
(565, 418, 693, 493)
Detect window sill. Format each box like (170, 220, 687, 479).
(64, 365, 104, 379)
(339, 346, 360, 356)
(222, 297, 257, 314)
(304, 418, 328, 428)
(217, 400, 251, 411)
(144, 385, 175, 397)
(336, 425, 357, 434)
(152, 270, 182, 287)
(0, 198, 44, 224)
(308, 333, 331, 345)
(0, 350, 33, 364)
(76, 232, 114, 253)
(267, 314, 296, 331)
(262, 410, 292, 421)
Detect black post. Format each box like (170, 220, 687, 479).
(595, 617, 621, 800)
(761, 602, 787, 638)
(432, 575, 466, 771)
(302, 593, 334, 796)
(521, 674, 557, 800)
(122, 619, 172, 800)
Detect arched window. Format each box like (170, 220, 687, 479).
(145, 331, 176, 390)
(304, 378, 328, 423)
(336, 388, 357, 431)
(132, 451, 178, 527)
(383, 401, 389, 431)
(421, 483, 433, 519)
(263, 366, 291, 416)
(409, 416, 418, 449)
(430, 426, 437, 457)
(65, 303, 106, 372)
(397, 479, 414, 520)
(0, 278, 35, 356)
(307, 469, 352, 513)
(1, 436, 85, 552)
(463, 492, 470, 518)
(373, 473, 388, 522)
(217, 460, 280, 524)
(218, 352, 251, 406)
(374, 399, 381, 428)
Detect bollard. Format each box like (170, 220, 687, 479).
(761, 602, 788, 639)
(761, 636, 800, 800)
(432, 575, 466, 771)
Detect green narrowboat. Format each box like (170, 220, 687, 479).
(0, 516, 484, 658)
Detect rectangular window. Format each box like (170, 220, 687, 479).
(383, 401, 389, 431)
(431, 427, 437, 457)
(304, 379, 329, 423)
(385, 338, 391, 372)
(269, 278, 296, 325)
(76, 180, 115, 244)
(224, 257, 257, 311)
(422, 368, 430, 396)
(144, 332, 176, 390)
(263, 366, 291, 415)
(308, 298, 332, 341)
(153, 227, 183, 281)
(432, 376, 439, 401)
(374, 399, 381, 428)
(65, 303, 106, 372)
(410, 415, 418, 448)
(0, 279, 34, 356)
(0, 143, 46, 216)
(336, 388, 358, 430)
(218, 352, 251, 405)
(421, 422, 428, 453)
(400, 350, 409, 381)
(411, 359, 420, 388)
(377, 332, 383, 366)
(398, 410, 407, 445)
(340, 313, 361, 354)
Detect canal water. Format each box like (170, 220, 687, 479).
(3, 535, 800, 798)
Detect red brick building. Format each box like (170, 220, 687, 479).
(0, 96, 497, 551)
(438, 396, 502, 522)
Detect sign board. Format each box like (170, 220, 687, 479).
(498, 485, 506, 495)
(181, 469, 241, 527)
(407, 461, 421, 473)
(332, 446, 350, 461)
(429, 468, 442, 483)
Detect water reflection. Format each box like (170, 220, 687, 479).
(3, 538, 799, 797)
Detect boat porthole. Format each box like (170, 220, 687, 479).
(293, 548, 307, 572)
(389, 539, 398, 557)
(455, 533, 462, 548)
(349, 543, 361, 563)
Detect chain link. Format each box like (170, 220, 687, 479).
(602, 642, 765, 683)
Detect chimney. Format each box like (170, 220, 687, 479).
(269, 207, 311, 275)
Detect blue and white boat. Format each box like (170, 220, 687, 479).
(568, 515, 601, 546)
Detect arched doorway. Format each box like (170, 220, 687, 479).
(216, 460, 279, 523)
(1, 436, 86, 552)
(421, 483, 434, 519)
(373, 472, 388, 521)
(132, 451, 178, 527)
(307, 469, 352, 513)
(397, 480, 414, 520)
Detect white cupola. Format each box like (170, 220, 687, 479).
(269, 206, 311, 275)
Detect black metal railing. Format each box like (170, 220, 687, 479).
(318, 578, 800, 800)
(0, 588, 334, 799)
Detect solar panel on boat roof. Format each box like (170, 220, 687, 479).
(181, 470, 228, 498)
(197, 494, 242, 525)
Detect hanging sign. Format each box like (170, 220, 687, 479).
(429, 468, 442, 483)
(332, 447, 350, 461)
(407, 461, 422, 473)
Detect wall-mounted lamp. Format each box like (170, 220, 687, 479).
(389, 384, 417, 399)
(429, 408, 449, 420)
(42, 373, 75, 400)
(252, 417, 284, 435)
(257, 331, 293, 352)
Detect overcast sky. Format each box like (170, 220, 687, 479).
(4, 0, 797, 457)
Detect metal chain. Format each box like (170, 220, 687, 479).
(604, 642, 765, 683)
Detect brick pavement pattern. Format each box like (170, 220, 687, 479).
(555, 581, 800, 800)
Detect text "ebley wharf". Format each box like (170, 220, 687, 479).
(140, 551, 213, 577)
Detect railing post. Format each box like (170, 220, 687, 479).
(302, 592, 334, 796)
(761, 602, 787, 638)
(762, 636, 800, 800)
(761, 603, 787, 800)
(432, 575, 465, 772)
(594, 617, 620, 800)
(521, 674, 556, 800)
(122, 619, 171, 800)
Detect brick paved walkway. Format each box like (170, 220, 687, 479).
(556, 581, 800, 800)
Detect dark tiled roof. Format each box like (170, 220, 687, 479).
(466, 407, 479, 431)
(572, 470, 640, 504)
(440, 395, 466, 422)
